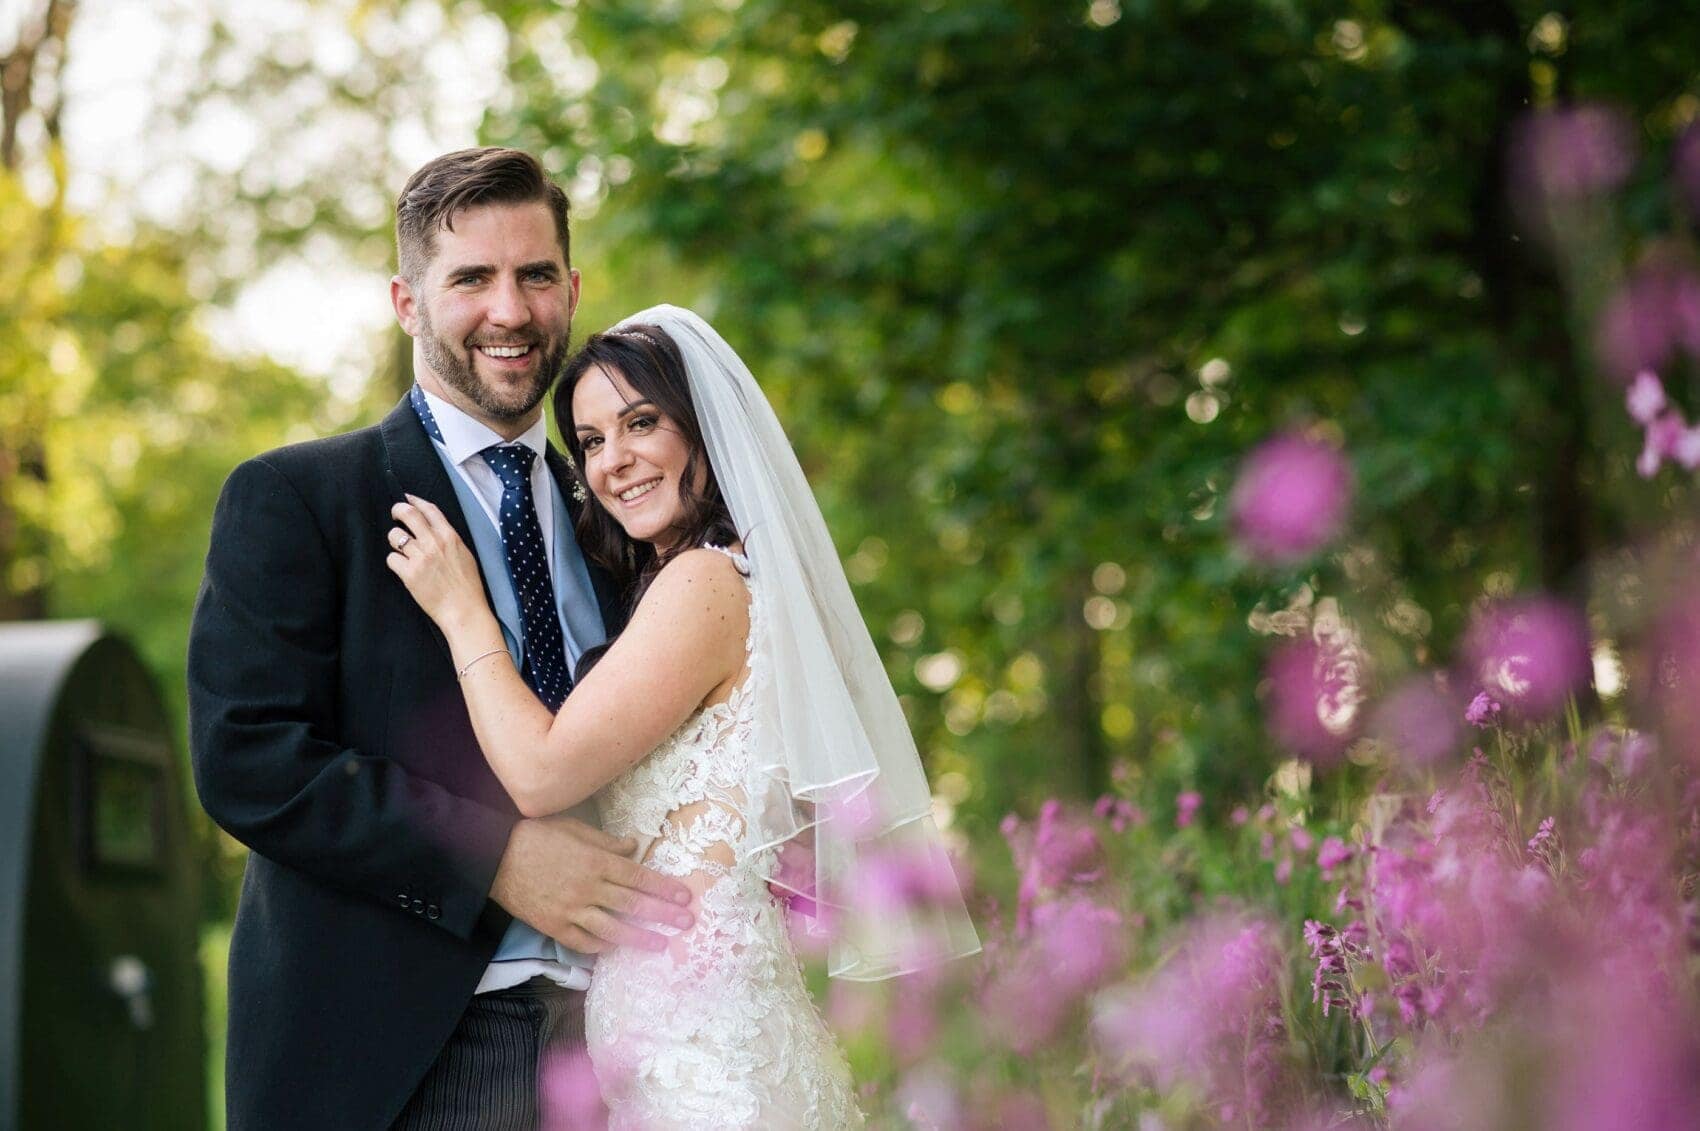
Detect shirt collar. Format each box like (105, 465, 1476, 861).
(417, 383, 549, 469)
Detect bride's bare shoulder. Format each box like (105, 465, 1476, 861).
(635, 547, 750, 636)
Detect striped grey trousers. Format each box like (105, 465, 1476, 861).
(390, 978, 602, 1130)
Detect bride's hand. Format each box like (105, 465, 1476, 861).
(385, 495, 487, 632)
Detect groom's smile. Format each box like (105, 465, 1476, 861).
(392, 199, 580, 441)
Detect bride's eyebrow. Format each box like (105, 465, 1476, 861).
(575, 400, 659, 433)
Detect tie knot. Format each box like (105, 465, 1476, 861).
(481, 444, 537, 487)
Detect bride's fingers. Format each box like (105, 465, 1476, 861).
(389, 501, 435, 547)
(404, 494, 454, 538)
(386, 525, 418, 554)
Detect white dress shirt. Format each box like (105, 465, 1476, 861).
(414, 385, 594, 994)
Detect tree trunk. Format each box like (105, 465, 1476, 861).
(1464, 0, 1601, 715)
(0, 0, 74, 622)
(0, 447, 48, 621)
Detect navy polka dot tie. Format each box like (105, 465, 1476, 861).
(481, 444, 571, 711)
(410, 383, 444, 443)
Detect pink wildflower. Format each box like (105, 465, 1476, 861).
(886, 981, 939, 1064)
(1464, 597, 1590, 717)
(1264, 638, 1358, 763)
(1589, 728, 1656, 778)
(1033, 800, 1104, 886)
(1626, 369, 1668, 424)
(1547, 977, 1700, 1131)
(1228, 432, 1353, 564)
(1595, 259, 1700, 384)
(1094, 915, 1293, 1123)
(897, 1065, 965, 1131)
(1512, 104, 1637, 200)
(1317, 836, 1352, 877)
(1638, 410, 1698, 478)
(1304, 917, 1369, 1018)
(1032, 896, 1127, 998)
(1092, 794, 1143, 832)
(1175, 791, 1202, 828)
(1527, 816, 1560, 872)
(1646, 594, 1700, 764)
(1003, 802, 1106, 931)
(540, 1051, 608, 1131)
(1373, 676, 1462, 764)
(1464, 690, 1501, 728)
(982, 895, 1127, 1053)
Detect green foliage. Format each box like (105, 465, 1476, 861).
(125, 0, 1700, 835)
(1, 166, 337, 917)
(20, 0, 1700, 977)
(469, 0, 1700, 829)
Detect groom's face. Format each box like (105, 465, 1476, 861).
(392, 200, 580, 436)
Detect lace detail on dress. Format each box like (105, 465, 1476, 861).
(585, 547, 865, 1130)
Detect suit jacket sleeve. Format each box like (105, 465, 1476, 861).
(188, 455, 514, 940)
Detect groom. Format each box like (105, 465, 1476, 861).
(189, 148, 693, 1130)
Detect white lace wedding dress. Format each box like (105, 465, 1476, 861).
(584, 548, 865, 1129)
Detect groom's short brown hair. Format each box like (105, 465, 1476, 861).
(394, 147, 571, 283)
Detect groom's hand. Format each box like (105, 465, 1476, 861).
(768, 835, 817, 918)
(490, 815, 694, 953)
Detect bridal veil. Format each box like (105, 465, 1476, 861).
(610, 304, 981, 980)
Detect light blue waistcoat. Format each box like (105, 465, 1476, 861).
(430, 445, 607, 971)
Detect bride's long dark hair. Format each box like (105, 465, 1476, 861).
(554, 324, 742, 625)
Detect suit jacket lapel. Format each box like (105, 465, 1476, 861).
(378, 396, 492, 661)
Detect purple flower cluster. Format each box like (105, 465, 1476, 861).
(1093, 793, 1144, 833)
(1093, 914, 1294, 1127)
(1645, 592, 1700, 762)
(1303, 917, 1369, 1019)
(1463, 689, 1500, 729)
(1625, 369, 1700, 477)
(1297, 714, 1700, 1127)
(1264, 636, 1360, 763)
(1228, 432, 1353, 565)
(1509, 104, 1637, 250)
(1372, 677, 1463, 763)
(1512, 104, 1637, 202)
(1462, 597, 1590, 718)
(983, 802, 1128, 1053)
(1595, 260, 1700, 385)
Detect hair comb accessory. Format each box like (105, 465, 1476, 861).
(611, 327, 666, 350)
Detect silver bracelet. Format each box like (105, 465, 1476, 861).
(456, 647, 509, 680)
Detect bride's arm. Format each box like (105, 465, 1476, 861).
(385, 495, 748, 818)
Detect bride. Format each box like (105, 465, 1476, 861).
(385, 305, 979, 1127)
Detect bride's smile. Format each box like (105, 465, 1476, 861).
(572, 365, 701, 551)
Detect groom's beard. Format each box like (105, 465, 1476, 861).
(416, 303, 568, 422)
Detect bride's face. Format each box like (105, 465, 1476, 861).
(572, 364, 698, 552)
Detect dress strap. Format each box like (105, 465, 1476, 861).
(700, 543, 750, 571)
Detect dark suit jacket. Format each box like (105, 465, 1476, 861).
(188, 396, 624, 1131)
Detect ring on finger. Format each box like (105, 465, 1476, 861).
(391, 529, 412, 549)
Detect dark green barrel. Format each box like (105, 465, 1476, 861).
(0, 621, 206, 1130)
